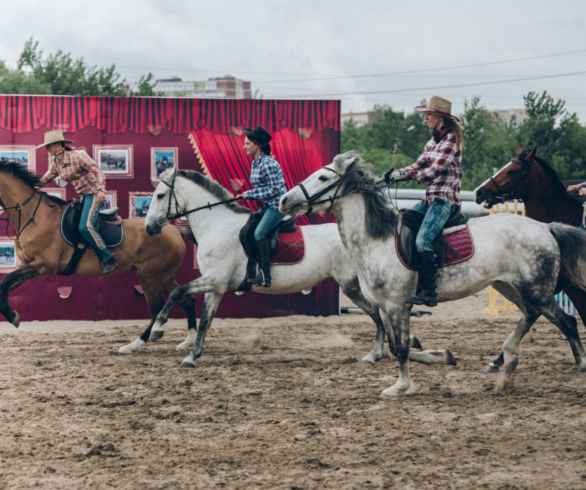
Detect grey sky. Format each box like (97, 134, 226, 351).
(1, 0, 585, 120)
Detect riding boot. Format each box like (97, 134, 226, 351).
(245, 257, 258, 283)
(254, 238, 272, 287)
(407, 251, 438, 307)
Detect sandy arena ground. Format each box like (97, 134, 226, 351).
(0, 289, 584, 489)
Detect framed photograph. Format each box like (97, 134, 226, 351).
(0, 240, 18, 271)
(102, 190, 117, 211)
(151, 147, 178, 182)
(93, 145, 133, 179)
(0, 145, 36, 173)
(129, 192, 152, 218)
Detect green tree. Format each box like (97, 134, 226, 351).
(0, 38, 157, 97)
(461, 97, 516, 188)
(518, 91, 584, 179)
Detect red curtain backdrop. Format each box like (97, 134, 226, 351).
(190, 127, 338, 224)
(0, 96, 340, 134)
(0, 95, 340, 320)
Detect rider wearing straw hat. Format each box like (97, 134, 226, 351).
(36, 130, 117, 274)
(384, 96, 463, 307)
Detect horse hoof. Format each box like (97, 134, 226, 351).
(380, 382, 415, 398)
(118, 339, 145, 354)
(180, 360, 196, 368)
(484, 362, 500, 374)
(11, 312, 20, 328)
(361, 352, 381, 364)
(445, 350, 457, 366)
(149, 329, 164, 342)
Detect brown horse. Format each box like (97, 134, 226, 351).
(0, 161, 196, 340)
(474, 147, 586, 336)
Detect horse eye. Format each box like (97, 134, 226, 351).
(318, 175, 329, 182)
(507, 169, 520, 176)
(156, 193, 165, 199)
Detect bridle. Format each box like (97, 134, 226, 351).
(155, 171, 243, 225)
(0, 190, 44, 244)
(489, 157, 532, 202)
(294, 166, 352, 214)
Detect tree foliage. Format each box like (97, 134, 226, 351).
(0, 38, 157, 97)
(341, 91, 585, 189)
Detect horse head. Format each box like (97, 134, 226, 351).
(474, 146, 537, 207)
(146, 166, 179, 236)
(279, 151, 362, 216)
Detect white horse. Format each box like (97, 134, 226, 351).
(119, 167, 455, 368)
(279, 151, 586, 396)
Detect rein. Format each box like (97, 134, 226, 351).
(294, 166, 386, 213)
(0, 190, 44, 242)
(157, 173, 244, 224)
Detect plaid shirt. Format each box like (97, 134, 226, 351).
(39, 149, 106, 195)
(243, 153, 287, 209)
(396, 129, 462, 206)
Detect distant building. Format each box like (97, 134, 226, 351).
(491, 108, 528, 129)
(151, 75, 252, 98)
(341, 111, 375, 128)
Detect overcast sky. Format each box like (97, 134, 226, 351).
(1, 0, 585, 121)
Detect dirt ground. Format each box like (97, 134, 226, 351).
(0, 289, 584, 489)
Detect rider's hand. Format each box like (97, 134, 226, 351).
(96, 190, 106, 205)
(384, 170, 403, 185)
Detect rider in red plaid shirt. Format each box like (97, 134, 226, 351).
(385, 96, 463, 307)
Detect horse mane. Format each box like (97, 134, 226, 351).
(0, 161, 67, 206)
(529, 153, 583, 206)
(337, 155, 398, 239)
(177, 170, 251, 214)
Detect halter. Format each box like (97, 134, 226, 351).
(156, 171, 243, 224)
(0, 190, 44, 244)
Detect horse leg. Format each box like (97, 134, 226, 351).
(493, 310, 540, 392)
(340, 278, 385, 363)
(562, 285, 586, 331)
(0, 265, 39, 327)
(181, 292, 223, 368)
(538, 298, 586, 371)
(118, 286, 165, 354)
(149, 274, 219, 341)
(174, 294, 198, 352)
(380, 306, 415, 397)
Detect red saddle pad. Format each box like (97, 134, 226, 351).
(271, 227, 305, 265)
(439, 225, 474, 267)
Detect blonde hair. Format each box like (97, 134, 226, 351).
(443, 118, 463, 148)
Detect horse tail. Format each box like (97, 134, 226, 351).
(174, 224, 197, 244)
(549, 223, 586, 291)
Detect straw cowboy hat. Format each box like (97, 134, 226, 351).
(36, 130, 73, 149)
(415, 96, 460, 121)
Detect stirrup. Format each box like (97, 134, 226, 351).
(255, 270, 271, 288)
(406, 290, 437, 307)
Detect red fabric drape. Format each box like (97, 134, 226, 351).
(0, 95, 340, 134)
(190, 128, 338, 224)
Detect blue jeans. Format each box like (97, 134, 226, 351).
(254, 207, 285, 240)
(412, 200, 455, 253)
(79, 194, 113, 263)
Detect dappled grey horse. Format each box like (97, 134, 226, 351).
(119, 167, 454, 368)
(279, 151, 586, 396)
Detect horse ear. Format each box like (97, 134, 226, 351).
(517, 145, 524, 155)
(527, 147, 537, 159)
(334, 151, 360, 173)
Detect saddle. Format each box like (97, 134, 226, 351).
(396, 206, 474, 270)
(59, 202, 124, 275)
(237, 209, 305, 291)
